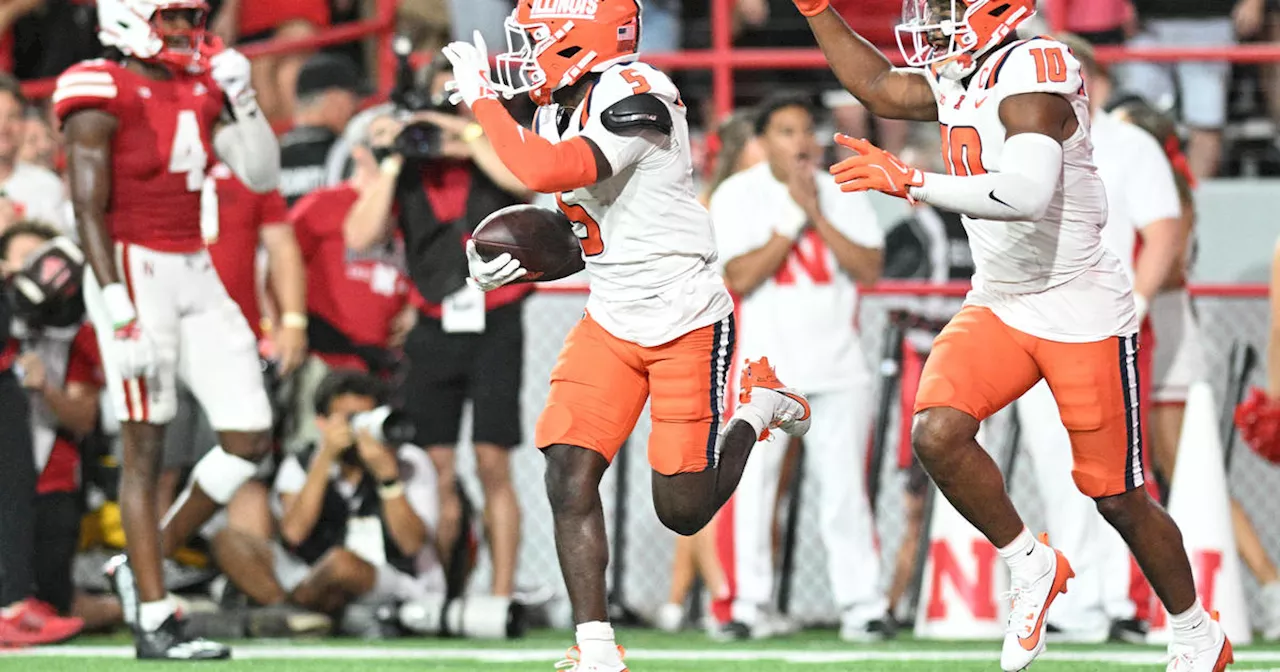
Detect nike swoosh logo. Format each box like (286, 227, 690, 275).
(1018, 555, 1071, 651)
(975, 97, 989, 108)
(989, 191, 1014, 209)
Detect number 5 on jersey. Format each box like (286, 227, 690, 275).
(170, 110, 207, 192)
(555, 194, 604, 257)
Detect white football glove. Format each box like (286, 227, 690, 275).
(443, 31, 500, 108)
(210, 48, 255, 107)
(101, 283, 157, 380)
(466, 240, 527, 292)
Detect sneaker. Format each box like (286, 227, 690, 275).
(654, 603, 684, 633)
(708, 612, 798, 641)
(1109, 617, 1150, 645)
(103, 554, 138, 627)
(738, 357, 812, 440)
(1167, 613, 1233, 672)
(135, 614, 231, 661)
(0, 599, 84, 647)
(1259, 581, 1280, 641)
(840, 616, 897, 643)
(999, 537, 1074, 672)
(555, 645, 627, 671)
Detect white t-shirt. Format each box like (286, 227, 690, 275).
(1092, 110, 1182, 280)
(711, 162, 884, 392)
(274, 444, 441, 580)
(4, 163, 71, 236)
(924, 37, 1137, 342)
(533, 61, 733, 347)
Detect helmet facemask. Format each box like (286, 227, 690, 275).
(151, 5, 210, 72)
(97, 0, 211, 73)
(896, 0, 1030, 80)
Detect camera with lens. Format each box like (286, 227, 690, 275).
(386, 35, 458, 162)
(351, 406, 417, 446)
(5, 236, 86, 332)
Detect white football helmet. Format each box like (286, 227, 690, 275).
(97, 0, 211, 72)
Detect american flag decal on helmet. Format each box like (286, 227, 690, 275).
(618, 21, 638, 49)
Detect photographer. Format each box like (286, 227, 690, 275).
(0, 220, 88, 644)
(211, 369, 445, 617)
(343, 59, 530, 599)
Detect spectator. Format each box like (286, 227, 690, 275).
(699, 110, 765, 206)
(10, 0, 100, 80)
(211, 370, 445, 618)
(641, 0, 682, 52)
(0, 0, 47, 74)
(284, 112, 413, 451)
(0, 220, 86, 645)
(210, 0, 332, 123)
(0, 74, 68, 235)
(1059, 0, 1137, 45)
(1122, 0, 1264, 178)
(710, 96, 890, 641)
(18, 106, 55, 171)
(826, 0, 910, 159)
(279, 53, 369, 206)
(344, 65, 530, 599)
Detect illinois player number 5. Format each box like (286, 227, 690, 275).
(170, 110, 207, 192)
(555, 194, 604, 257)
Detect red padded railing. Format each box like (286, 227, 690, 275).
(20, 0, 398, 101)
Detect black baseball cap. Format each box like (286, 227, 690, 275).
(296, 53, 374, 98)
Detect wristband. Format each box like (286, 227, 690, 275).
(378, 480, 405, 500)
(281, 312, 309, 330)
(102, 283, 137, 329)
(461, 123, 485, 143)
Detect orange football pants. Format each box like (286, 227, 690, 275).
(915, 306, 1143, 498)
(535, 312, 735, 476)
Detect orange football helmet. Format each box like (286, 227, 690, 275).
(494, 0, 642, 105)
(896, 0, 1035, 80)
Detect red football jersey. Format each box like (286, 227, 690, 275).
(52, 59, 225, 253)
(290, 186, 409, 355)
(207, 163, 289, 339)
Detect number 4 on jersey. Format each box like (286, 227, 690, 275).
(169, 110, 207, 192)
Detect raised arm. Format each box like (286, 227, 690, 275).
(798, 4, 938, 121)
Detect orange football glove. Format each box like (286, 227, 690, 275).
(830, 135, 925, 201)
(792, 0, 830, 16)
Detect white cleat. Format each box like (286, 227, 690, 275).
(554, 645, 628, 671)
(1000, 536, 1074, 672)
(654, 603, 684, 633)
(1167, 614, 1234, 672)
(738, 357, 811, 440)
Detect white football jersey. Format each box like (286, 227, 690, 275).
(534, 61, 733, 347)
(711, 163, 884, 393)
(1091, 110, 1182, 281)
(924, 37, 1138, 342)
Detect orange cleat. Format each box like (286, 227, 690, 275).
(738, 357, 812, 441)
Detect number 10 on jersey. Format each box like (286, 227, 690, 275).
(555, 193, 604, 257)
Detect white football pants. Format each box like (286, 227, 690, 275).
(1016, 380, 1136, 635)
(720, 386, 887, 625)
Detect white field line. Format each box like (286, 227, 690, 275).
(4, 645, 1280, 666)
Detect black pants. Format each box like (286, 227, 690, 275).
(33, 493, 81, 614)
(0, 371, 35, 606)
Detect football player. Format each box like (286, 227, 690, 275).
(442, 1, 811, 669)
(54, 0, 280, 660)
(793, 0, 1232, 670)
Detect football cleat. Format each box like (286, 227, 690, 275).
(103, 554, 138, 627)
(1000, 535, 1074, 672)
(554, 645, 627, 671)
(1167, 612, 1233, 672)
(0, 599, 84, 647)
(135, 614, 231, 661)
(738, 357, 811, 441)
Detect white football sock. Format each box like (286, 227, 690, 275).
(138, 595, 178, 633)
(1170, 599, 1214, 645)
(576, 620, 622, 664)
(998, 527, 1053, 580)
(728, 387, 784, 439)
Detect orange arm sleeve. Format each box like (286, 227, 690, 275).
(472, 98, 600, 194)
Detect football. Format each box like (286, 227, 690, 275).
(471, 205, 586, 283)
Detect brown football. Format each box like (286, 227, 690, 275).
(471, 205, 586, 283)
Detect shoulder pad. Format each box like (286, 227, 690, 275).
(600, 94, 672, 136)
(981, 38, 1083, 97)
(53, 62, 122, 121)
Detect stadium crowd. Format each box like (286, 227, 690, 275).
(0, 0, 1278, 658)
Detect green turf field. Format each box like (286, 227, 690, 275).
(1, 630, 1274, 671)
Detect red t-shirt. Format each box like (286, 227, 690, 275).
(412, 162, 532, 318)
(290, 185, 410, 368)
(238, 0, 331, 37)
(39, 323, 103, 495)
(207, 164, 289, 339)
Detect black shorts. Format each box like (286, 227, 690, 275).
(402, 299, 524, 448)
